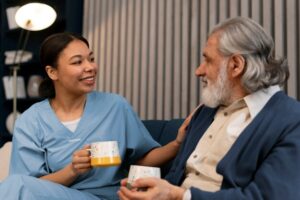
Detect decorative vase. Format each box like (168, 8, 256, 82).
(27, 75, 43, 98)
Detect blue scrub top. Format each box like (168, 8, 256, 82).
(10, 92, 160, 199)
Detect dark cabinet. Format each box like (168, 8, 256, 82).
(0, 0, 83, 146)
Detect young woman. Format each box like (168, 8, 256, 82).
(0, 33, 187, 200)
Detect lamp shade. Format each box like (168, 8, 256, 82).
(15, 3, 57, 31)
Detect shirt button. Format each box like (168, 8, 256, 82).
(193, 155, 197, 159)
(209, 135, 212, 139)
(195, 172, 200, 176)
(224, 112, 228, 116)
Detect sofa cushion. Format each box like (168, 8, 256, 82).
(142, 119, 184, 145)
(142, 119, 184, 177)
(142, 120, 168, 142)
(159, 119, 184, 145)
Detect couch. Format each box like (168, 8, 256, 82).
(0, 119, 184, 180)
(142, 119, 184, 177)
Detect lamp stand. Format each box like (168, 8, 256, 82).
(10, 29, 30, 129)
(6, 2, 57, 133)
(11, 65, 19, 129)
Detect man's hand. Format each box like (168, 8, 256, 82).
(118, 178, 185, 200)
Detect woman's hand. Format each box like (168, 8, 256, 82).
(175, 104, 202, 145)
(70, 144, 92, 176)
(175, 114, 193, 145)
(118, 178, 185, 200)
(137, 105, 202, 166)
(40, 144, 92, 186)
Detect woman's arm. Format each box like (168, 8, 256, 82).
(137, 112, 193, 166)
(40, 145, 91, 186)
(136, 139, 181, 166)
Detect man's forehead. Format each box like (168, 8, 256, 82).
(202, 34, 219, 56)
(206, 34, 219, 48)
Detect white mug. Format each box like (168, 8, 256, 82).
(90, 141, 121, 167)
(127, 165, 161, 189)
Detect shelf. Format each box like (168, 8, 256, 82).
(4, 60, 39, 67)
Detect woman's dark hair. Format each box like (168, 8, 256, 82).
(38, 32, 90, 99)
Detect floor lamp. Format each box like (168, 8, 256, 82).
(9, 3, 56, 133)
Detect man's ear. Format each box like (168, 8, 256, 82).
(228, 54, 245, 78)
(45, 65, 58, 80)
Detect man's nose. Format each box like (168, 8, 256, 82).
(195, 63, 204, 76)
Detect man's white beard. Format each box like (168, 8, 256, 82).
(200, 62, 232, 108)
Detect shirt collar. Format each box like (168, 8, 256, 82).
(243, 85, 281, 118)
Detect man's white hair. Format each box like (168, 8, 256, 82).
(210, 17, 289, 93)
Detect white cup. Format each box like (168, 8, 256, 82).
(90, 141, 121, 167)
(127, 165, 161, 189)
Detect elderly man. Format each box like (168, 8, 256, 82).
(118, 17, 300, 200)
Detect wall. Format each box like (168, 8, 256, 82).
(83, 0, 300, 120)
